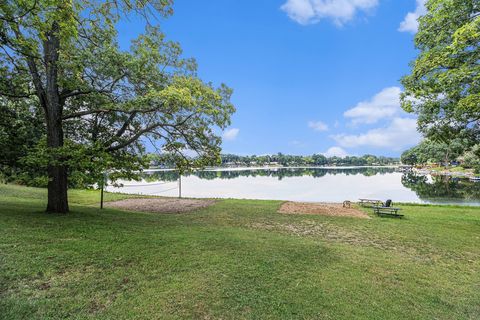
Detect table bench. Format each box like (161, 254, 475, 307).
(358, 199, 383, 207)
(373, 206, 404, 218)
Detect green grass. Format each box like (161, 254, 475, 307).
(0, 184, 149, 206)
(1, 185, 479, 319)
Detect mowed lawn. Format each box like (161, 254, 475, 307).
(0, 185, 479, 319)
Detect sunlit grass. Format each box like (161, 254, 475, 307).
(1, 185, 479, 319)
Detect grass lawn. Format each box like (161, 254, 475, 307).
(1, 184, 479, 319)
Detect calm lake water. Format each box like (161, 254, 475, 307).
(106, 167, 480, 206)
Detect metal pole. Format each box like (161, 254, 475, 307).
(100, 180, 104, 209)
(178, 173, 182, 198)
(100, 171, 106, 209)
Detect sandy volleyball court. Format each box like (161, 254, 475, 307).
(278, 201, 370, 219)
(106, 198, 216, 214)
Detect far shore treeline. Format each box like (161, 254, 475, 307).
(150, 153, 400, 168)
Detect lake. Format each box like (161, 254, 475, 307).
(106, 167, 480, 206)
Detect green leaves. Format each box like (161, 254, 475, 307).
(1, 0, 235, 188)
(401, 0, 479, 148)
(0, 99, 44, 184)
(462, 144, 480, 172)
(20, 138, 149, 188)
(401, 137, 469, 165)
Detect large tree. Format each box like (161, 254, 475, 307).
(401, 0, 479, 143)
(0, 1, 235, 213)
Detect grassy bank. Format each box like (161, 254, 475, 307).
(1, 185, 479, 319)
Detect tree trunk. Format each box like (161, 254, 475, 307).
(44, 22, 69, 213)
(46, 119, 69, 213)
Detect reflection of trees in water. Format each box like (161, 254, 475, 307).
(142, 171, 180, 182)
(401, 173, 480, 200)
(141, 167, 396, 182)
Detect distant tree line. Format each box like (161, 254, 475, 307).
(149, 153, 400, 168)
(219, 153, 399, 167)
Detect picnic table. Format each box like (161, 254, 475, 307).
(358, 199, 383, 207)
(373, 206, 404, 218)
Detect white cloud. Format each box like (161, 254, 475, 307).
(332, 117, 421, 150)
(398, 0, 426, 33)
(223, 128, 239, 141)
(308, 120, 329, 131)
(323, 146, 349, 158)
(344, 87, 403, 125)
(281, 0, 378, 26)
(281, 0, 315, 24)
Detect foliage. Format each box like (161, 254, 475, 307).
(1, 184, 480, 319)
(400, 148, 418, 166)
(400, 138, 468, 165)
(462, 144, 480, 172)
(401, 0, 480, 144)
(0, 98, 44, 183)
(19, 138, 149, 188)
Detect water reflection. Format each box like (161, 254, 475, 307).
(141, 167, 397, 182)
(401, 173, 480, 204)
(107, 167, 480, 205)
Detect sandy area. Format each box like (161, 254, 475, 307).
(106, 198, 216, 214)
(278, 202, 370, 219)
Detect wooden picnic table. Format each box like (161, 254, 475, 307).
(373, 206, 404, 218)
(358, 199, 383, 207)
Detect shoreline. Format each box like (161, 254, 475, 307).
(145, 165, 400, 172)
(412, 166, 479, 179)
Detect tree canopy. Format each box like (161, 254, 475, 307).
(400, 138, 467, 165)
(401, 0, 479, 143)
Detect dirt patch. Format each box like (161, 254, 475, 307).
(106, 198, 216, 214)
(278, 202, 370, 219)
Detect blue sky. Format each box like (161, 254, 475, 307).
(118, 0, 427, 157)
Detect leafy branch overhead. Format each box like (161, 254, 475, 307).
(1, 1, 234, 163)
(401, 0, 479, 142)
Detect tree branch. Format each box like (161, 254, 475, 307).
(59, 72, 128, 100)
(115, 111, 137, 137)
(62, 106, 162, 120)
(106, 122, 161, 151)
(0, 91, 36, 99)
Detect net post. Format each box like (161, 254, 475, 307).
(178, 173, 182, 198)
(100, 171, 106, 209)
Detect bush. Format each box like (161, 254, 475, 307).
(463, 145, 480, 173)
